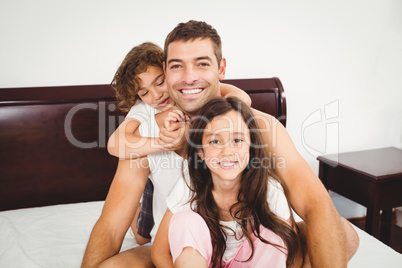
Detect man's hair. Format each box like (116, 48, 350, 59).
(164, 20, 222, 65)
(111, 42, 164, 112)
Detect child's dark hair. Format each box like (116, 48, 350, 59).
(111, 42, 163, 112)
(186, 97, 299, 267)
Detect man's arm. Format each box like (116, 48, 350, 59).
(253, 108, 348, 267)
(81, 158, 150, 268)
(152, 208, 174, 268)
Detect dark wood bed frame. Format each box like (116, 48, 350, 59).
(0, 78, 286, 211)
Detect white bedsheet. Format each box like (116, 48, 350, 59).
(1, 201, 401, 267)
(0, 201, 137, 268)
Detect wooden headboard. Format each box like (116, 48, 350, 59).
(0, 78, 286, 211)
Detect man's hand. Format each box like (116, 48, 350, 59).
(157, 109, 189, 151)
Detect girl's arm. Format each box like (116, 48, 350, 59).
(152, 208, 174, 268)
(108, 107, 188, 159)
(107, 118, 164, 159)
(220, 82, 252, 106)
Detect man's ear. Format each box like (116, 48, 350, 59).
(197, 149, 205, 160)
(163, 61, 166, 74)
(218, 58, 226, 81)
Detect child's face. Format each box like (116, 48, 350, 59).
(137, 66, 175, 111)
(199, 110, 251, 185)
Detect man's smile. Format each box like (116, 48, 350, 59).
(180, 88, 204, 95)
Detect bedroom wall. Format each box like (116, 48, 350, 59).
(1, 0, 401, 218)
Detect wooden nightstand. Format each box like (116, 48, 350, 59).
(317, 147, 402, 244)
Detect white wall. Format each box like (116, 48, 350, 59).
(1, 0, 401, 218)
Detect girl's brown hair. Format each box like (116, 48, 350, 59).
(111, 42, 163, 112)
(186, 97, 299, 267)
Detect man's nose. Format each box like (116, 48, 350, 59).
(182, 66, 199, 85)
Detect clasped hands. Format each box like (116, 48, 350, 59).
(157, 108, 190, 151)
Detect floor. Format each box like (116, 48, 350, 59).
(349, 208, 402, 254)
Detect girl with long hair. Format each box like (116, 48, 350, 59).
(152, 97, 304, 268)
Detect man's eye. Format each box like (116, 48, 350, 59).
(199, 62, 210, 67)
(170, 65, 181, 69)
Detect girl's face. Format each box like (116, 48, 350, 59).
(137, 66, 175, 111)
(198, 110, 251, 185)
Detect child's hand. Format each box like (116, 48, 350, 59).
(157, 109, 190, 151)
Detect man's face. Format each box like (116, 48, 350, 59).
(164, 38, 226, 115)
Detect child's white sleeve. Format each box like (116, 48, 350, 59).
(124, 101, 160, 138)
(166, 175, 193, 214)
(125, 101, 154, 122)
(267, 179, 291, 220)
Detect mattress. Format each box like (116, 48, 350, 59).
(1, 201, 401, 267)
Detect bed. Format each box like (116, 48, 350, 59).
(1, 78, 401, 267)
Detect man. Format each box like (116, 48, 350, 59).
(82, 20, 359, 267)
(161, 20, 361, 267)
